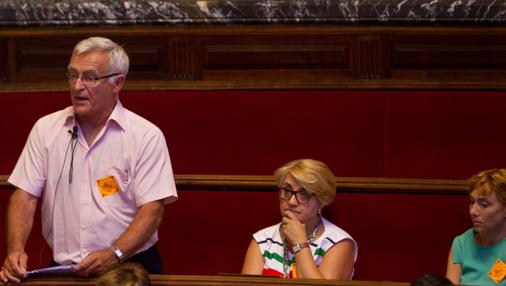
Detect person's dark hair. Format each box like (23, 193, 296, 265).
(96, 263, 150, 286)
(411, 274, 453, 286)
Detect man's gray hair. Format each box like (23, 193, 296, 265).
(73, 37, 129, 77)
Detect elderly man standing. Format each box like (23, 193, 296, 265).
(0, 37, 178, 283)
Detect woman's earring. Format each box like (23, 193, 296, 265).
(318, 208, 322, 216)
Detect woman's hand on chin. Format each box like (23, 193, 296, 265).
(282, 211, 307, 244)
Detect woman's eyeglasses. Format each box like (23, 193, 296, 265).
(278, 187, 314, 204)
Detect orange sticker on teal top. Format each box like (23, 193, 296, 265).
(488, 259, 506, 284)
(97, 176, 120, 197)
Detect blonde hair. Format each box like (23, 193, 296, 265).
(96, 263, 150, 286)
(274, 159, 336, 207)
(469, 168, 506, 204)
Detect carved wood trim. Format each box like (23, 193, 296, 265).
(0, 38, 6, 80)
(0, 174, 468, 195)
(167, 36, 201, 80)
(0, 25, 504, 91)
(353, 35, 387, 79)
(7, 38, 16, 80)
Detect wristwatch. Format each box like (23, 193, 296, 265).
(111, 246, 125, 262)
(292, 242, 310, 254)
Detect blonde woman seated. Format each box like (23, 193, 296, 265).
(241, 159, 357, 279)
(446, 168, 506, 286)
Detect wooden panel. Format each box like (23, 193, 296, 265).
(203, 36, 348, 69)
(0, 26, 505, 90)
(201, 34, 350, 81)
(8, 36, 174, 81)
(390, 34, 506, 68)
(392, 44, 506, 68)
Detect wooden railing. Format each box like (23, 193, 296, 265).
(0, 174, 468, 195)
(13, 274, 410, 286)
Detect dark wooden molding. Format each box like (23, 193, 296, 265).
(0, 174, 468, 195)
(8, 274, 411, 286)
(149, 275, 410, 286)
(0, 25, 504, 91)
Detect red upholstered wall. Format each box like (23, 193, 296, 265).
(3, 90, 505, 177)
(0, 90, 505, 281)
(159, 190, 470, 280)
(0, 188, 470, 281)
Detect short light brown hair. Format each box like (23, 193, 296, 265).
(274, 159, 336, 207)
(96, 263, 150, 286)
(469, 168, 506, 204)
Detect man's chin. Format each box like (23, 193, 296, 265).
(72, 106, 89, 116)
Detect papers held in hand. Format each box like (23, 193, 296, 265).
(27, 264, 76, 277)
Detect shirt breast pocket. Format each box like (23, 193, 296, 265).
(96, 167, 133, 206)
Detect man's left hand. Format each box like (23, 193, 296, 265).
(74, 248, 118, 277)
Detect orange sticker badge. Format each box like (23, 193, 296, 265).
(96, 176, 120, 197)
(291, 263, 297, 279)
(488, 259, 506, 284)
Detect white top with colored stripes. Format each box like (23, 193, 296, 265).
(253, 217, 357, 278)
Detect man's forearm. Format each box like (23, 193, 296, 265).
(6, 189, 38, 253)
(111, 200, 165, 259)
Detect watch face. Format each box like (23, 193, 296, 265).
(292, 242, 308, 253)
(112, 247, 124, 261)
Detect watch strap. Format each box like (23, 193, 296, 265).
(292, 242, 310, 254)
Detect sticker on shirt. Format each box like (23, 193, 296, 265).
(488, 258, 506, 284)
(97, 176, 121, 197)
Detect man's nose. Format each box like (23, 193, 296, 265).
(72, 76, 86, 88)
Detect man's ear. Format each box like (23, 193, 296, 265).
(112, 74, 126, 93)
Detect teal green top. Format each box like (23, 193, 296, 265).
(452, 228, 506, 286)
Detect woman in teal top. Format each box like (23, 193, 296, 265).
(446, 169, 506, 286)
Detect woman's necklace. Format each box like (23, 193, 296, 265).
(282, 218, 322, 278)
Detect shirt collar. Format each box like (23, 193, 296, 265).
(62, 100, 127, 132)
(107, 100, 127, 132)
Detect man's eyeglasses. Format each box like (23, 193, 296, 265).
(65, 72, 121, 86)
(278, 187, 314, 204)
